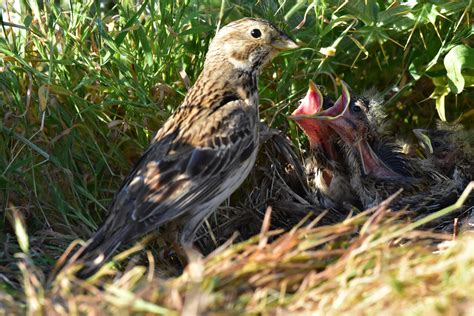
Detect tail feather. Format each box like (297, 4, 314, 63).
(49, 225, 132, 281)
(75, 228, 133, 279)
(74, 233, 125, 279)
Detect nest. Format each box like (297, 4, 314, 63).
(194, 123, 473, 256)
(195, 124, 348, 255)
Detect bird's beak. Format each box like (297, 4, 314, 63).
(356, 141, 400, 178)
(290, 81, 351, 121)
(413, 129, 433, 154)
(291, 81, 353, 141)
(290, 80, 323, 119)
(271, 34, 299, 51)
(289, 80, 336, 153)
(297, 82, 399, 179)
(310, 82, 351, 120)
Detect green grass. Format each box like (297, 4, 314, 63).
(1, 0, 473, 314)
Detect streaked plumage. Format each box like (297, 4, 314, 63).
(308, 83, 462, 212)
(61, 18, 297, 279)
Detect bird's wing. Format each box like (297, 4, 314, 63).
(102, 100, 257, 236)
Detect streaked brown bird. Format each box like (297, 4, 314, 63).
(308, 83, 462, 212)
(60, 18, 298, 279)
(291, 81, 359, 208)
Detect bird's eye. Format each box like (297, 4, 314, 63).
(433, 141, 441, 148)
(250, 29, 262, 38)
(352, 105, 362, 113)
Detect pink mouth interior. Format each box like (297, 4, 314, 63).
(294, 82, 400, 180)
(292, 82, 338, 179)
(357, 141, 401, 178)
(292, 82, 322, 117)
(316, 83, 350, 118)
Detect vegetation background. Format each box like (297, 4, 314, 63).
(1, 0, 473, 314)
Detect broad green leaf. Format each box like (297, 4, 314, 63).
(426, 5, 439, 25)
(430, 77, 450, 121)
(378, 5, 414, 30)
(417, 3, 439, 25)
(444, 45, 474, 94)
(23, 15, 33, 29)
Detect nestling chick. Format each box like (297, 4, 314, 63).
(414, 122, 473, 184)
(309, 82, 462, 213)
(57, 18, 298, 279)
(413, 123, 474, 230)
(291, 81, 359, 208)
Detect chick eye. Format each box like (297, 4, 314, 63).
(352, 105, 362, 113)
(250, 29, 262, 38)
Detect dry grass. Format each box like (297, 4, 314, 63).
(1, 1, 473, 314)
(2, 182, 472, 315)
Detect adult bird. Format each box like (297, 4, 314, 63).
(60, 18, 298, 279)
(307, 82, 460, 212)
(291, 81, 359, 208)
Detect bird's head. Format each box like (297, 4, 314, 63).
(413, 126, 471, 175)
(308, 83, 400, 178)
(207, 18, 298, 74)
(300, 82, 359, 143)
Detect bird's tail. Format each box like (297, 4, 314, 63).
(49, 226, 129, 283)
(74, 229, 125, 279)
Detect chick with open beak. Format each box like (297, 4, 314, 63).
(304, 82, 466, 216)
(307, 82, 400, 179)
(291, 81, 359, 208)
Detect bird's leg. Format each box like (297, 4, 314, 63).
(167, 219, 204, 268)
(179, 211, 209, 265)
(170, 243, 187, 268)
(164, 221, 189, 269)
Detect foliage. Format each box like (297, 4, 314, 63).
(0, 0, 472, 314)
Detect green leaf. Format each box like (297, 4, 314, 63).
(417, 3, 438, 25)
(179, 25, 214, 37)
(409, 62, 421, 80)
(115, 0, 149, 47)
(435, 94, 446, 122)
(23, 15, 33, 29)
(137, 25, 153, 67)
(444, 45, 474, 94)
(430, 77, 450, 121)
